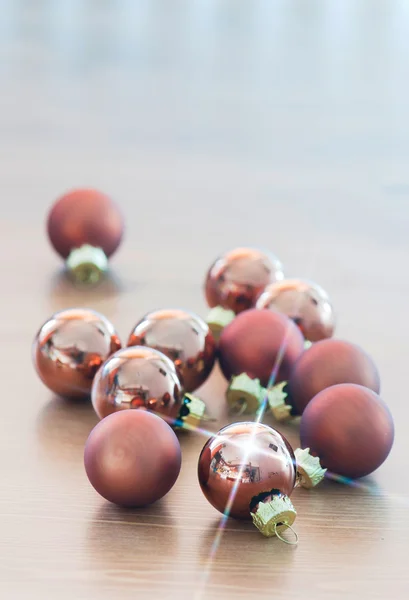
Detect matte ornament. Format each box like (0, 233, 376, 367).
(288, 339, 381, 415)
(91, 346, 205, 428)
(84, 409, 181, 506)
(33, 308, 121, 398)
(300, 384, 394, 479)
(47, 188, 124, 283)
(218, 309, 305, 387)
(256, 279, 335, 342)
(198, 422, 298, 538)
(127, 309, 216, 392)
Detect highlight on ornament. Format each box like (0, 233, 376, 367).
(32, 308, 121, 398)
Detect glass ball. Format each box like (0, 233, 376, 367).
(127, 309, 216, 392)
(256, 279, 335, 342)
(198, 422, 296, 519)
(33, 308, 121, 398)
(91, 346, 184, 423)
(205, 247, 284, 314)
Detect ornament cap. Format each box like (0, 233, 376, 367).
(226, 373, 263, 414)
(267, 382, 292, 422)
(176, 394, 206, 429)
(66, 244, 108, 284)
(206, 306, 235, 339)
(295, 447, 326, 489)
(251, 494, 297, 538)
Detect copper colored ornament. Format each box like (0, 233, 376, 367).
(33, 308, 121, 399)
(84, 409, 181, 506)
(300, 383, 394, 479)
(205, 247, 284, 338)
(219, 309, 304, 387)
(127, 309, 216, 392)
(256, 279, 335, 342)
(198, 422, 298, 538)
(286, 339, 380, 416)
(91, 346, 205, 428)
(47, 188, 124, 283)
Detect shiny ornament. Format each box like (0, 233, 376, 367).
(220, 309, 304, 415)
(92, 346, 205, 428)
(33, 308, 121, 399)
(127, 309, 216, 392)
(198, 422, 297, 539)
(205, 247, 284, 338)
(300, 384, 394, 479)
(47, 188, 124, 283)
(283, 339, 380, 416)
(84, 409, 181, 506)
(256, 278, 335, 342)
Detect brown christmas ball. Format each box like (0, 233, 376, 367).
(92, 346, 183, 422)
(288, 339, 380, 415)
(300, 384, 394, 478)
(33, 308, 121, 399)
(84, 409, 181, 506)
(47, 189, 124, 283)
(256, 279, 335, 342)
(127, 309, 216, 392)
(47, 188, 123, 259)
(218, 309, 304, 386)
(205, 247, 284, 314)
(198, 422, 297, 536)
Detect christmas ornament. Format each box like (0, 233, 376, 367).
(33, 308, 121, 399)
(269, 339, 381, 418)
(198, 422, 298, 540)
(84, 409, 181, 506)
(127, 308, 216, 392)
(205, 247, 284, 338)
(47, 188, 124, 284)
(91, 346, 206, 428)
(299, 383, 394, 479)
(220, 309, 304, 416)
(256, 278, 335, 342)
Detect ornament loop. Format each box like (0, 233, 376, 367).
(274, 522, 298, 545)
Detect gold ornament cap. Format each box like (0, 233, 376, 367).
(226, 373, 263, 414)
(206, 306, 235, 340)
(176, 394, 206, 429)
(295, 447, 327, 489)
(66, 244, 108, 284)
(267, 382, 292, 422)
(251, 495, 297, 539)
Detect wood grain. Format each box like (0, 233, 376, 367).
(0, 1, 408, 598)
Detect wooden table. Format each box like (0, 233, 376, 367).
(1, 2, 407, 598)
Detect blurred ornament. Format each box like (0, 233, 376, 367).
(299, 383, 394, 479)
(198, 422, 298, 540)
(47, 189, 124, 284)
(269, 339, 381, 418)
(256, 278, 335, 342)
(84, 409, 181, 506)
(127, 309, 216, 392)
(91, 346, 206, 428)
(220, 309, 304, 416)
(33, 308, 121, 399)
(205, 247, 284, 339)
